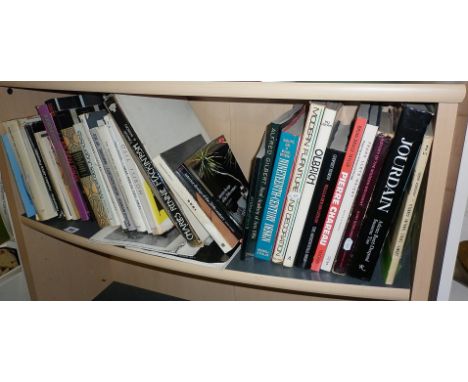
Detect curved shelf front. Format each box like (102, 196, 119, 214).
(21, 217, 410, 300)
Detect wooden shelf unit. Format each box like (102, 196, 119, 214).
(0, 81, 466, 300)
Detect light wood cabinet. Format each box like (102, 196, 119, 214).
(0, 82, 466, 300)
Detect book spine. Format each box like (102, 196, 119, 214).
(248, 123, 283, 254)
(283, 107, 337, 267)
(1, 134, 36, 217)
(347, 106, 433, 280)
(320, 122, 378, 271)
(241, 156, 263, 257)
(89, 125, 134, 230)
(35, 132, 78, 220)
(311, 116, 367, 271)
(74, 123, 119, 227)
(296, 149, 344, 268)
(104, 96, 202, 246)
(176, 165, 242, 238)
(37, 104, 90, 221)
(332, 133, 393, 275)
(143, 181, 172, 233)
(155, 156, 236, 252)
(255, 129, 300, 261)
(272, 103, 325, 264)
(383, 131, 433, 285)
(24, 124, 62, 218)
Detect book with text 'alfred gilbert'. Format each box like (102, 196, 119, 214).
(242, 105, 304, 257)
(311, 104, 369, 271)
(347, 104, 434, 280)
(255, 105, 307, 261)
(295, 105, 357, 269)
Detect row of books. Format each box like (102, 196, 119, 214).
(0, 94, 248, 263)
(242, 102, 434, 284)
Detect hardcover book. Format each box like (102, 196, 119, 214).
(320, 105, 379, 272)
(255, 106, 307, 261)
(382, 122, 434, 285)
(272, 102, 325, 264)
(347, 104, 434, 280)
(183, 135, 249, 232)
(243, 105, 303, 257)
(311, 104, 369, 271)
(295, 105, 357, 269)
(283, 102, 341, 267)
(333, 107, 395, 275)
(104, 94, 209, 246)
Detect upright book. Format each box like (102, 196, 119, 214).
(382, 122, 434, 285)
(254, 105, 306, 261)
(283, 102, 341, 267)
(311, 104, 370, 271)
(295, 105, 357, 268)
(104, 94, 210, 246)
(333, 107, 395, 275)
(347, 104, 434, 280)
(242, 105, 304, 256)
(271, 102, 325, 264)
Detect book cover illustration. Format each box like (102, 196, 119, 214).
(184, 135, 249, 228)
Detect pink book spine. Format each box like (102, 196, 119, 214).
(36, 104, 90, 221)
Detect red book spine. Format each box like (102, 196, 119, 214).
(332, 133, 393, 275)
(310, 117, 367, 271)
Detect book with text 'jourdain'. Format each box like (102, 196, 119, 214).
(320, 105, 380, 272)
(347, 104, 434, 280)
(183, 135, 248, 240)
(242, 104, 304, 257)
(311, 104, 370, 271)
(272, 102, 325, 264)
(382, 120, 434, 285)
(295, 105, 357, 269)
(254, 105, 307, 261)
(332, 106, 396, 275)
(156, 134, 238, 253)
(283, 102, 341, 267)
(104, 94, 210, 246)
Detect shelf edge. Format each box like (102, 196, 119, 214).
(21, 217, 410, 300)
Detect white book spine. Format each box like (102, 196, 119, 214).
(385, 131, 433, 285)
(320, 122, 378, 271)
(73, 123, 120, 227)
(106, 119, 149, 233)
(79, 119, 125, 228)
(154, 156, 232, 252)
(5, 120, 57, 220)
(283, 107, 338, 267)
(91, 124, 133, 230)
(35, 133, 77, 221)
(98, 122, 140, 231)
(271, 103, 325, 264)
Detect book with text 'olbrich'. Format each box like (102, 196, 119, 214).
(347, 104, 434, 280)
(254, 105, 306, 261)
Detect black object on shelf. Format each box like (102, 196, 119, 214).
(93, 282, 185, 301)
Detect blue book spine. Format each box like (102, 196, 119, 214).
(254, 130, 300, 261)
(1, 134, 36, 218)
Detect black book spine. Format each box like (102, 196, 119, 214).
(248, 123, 283, 250)
(176, 165, 242, 238)
(24, 124, 63, 218)
(295, 149, 345, 268)
(104, 96, 202, 246)
(241, 156, 263, 258)
(347, 105, 433, 280)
